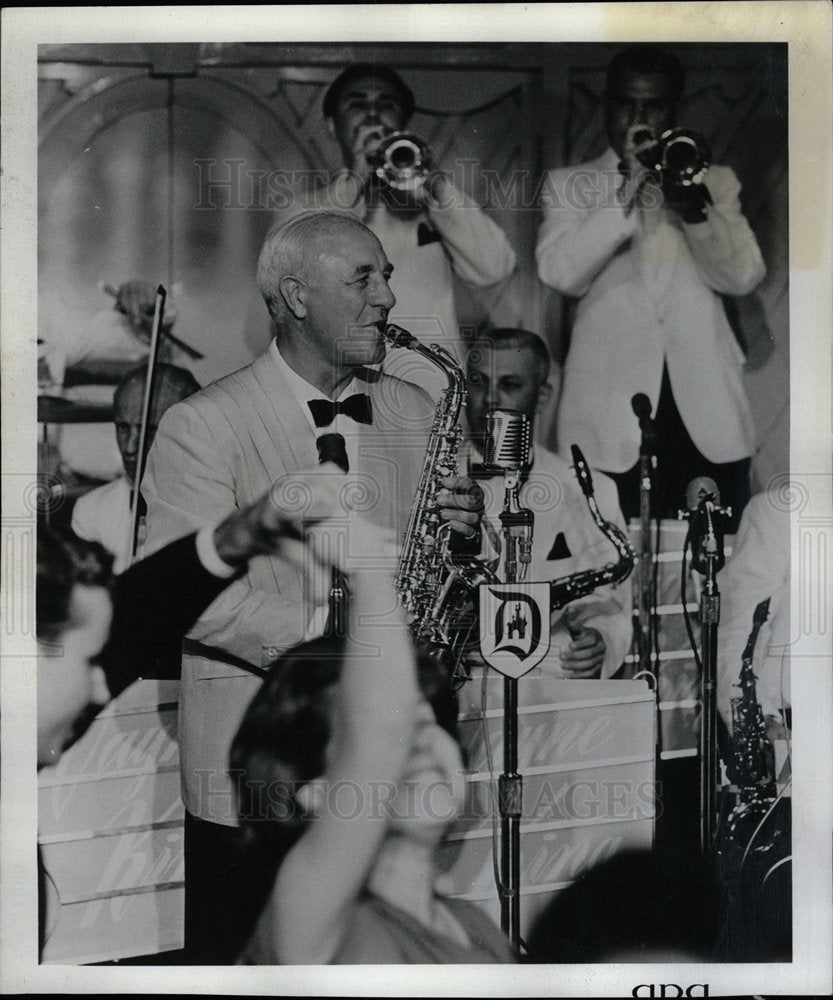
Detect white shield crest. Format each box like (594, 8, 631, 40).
(478, 582, 551, 679)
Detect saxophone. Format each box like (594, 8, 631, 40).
(384, 323, 495, 654)
(728, 598, 775, 795)
(384, 326, 636, 660)
(714, 597, 789, 960)
(548, 445, 636, 611)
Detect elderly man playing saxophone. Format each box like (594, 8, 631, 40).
(142, 210, 485, 963)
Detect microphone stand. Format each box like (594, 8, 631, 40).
(684, 494, 728, 854)
(632, 394, 658, 689)
(497, 467, 533, 949)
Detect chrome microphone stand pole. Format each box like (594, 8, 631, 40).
(698, 506, 722, 854)
(682, 482, 728, 854)
(631, 393, 658, 689)
(482, 408, 533, 950)
(497, 477, 533, 948)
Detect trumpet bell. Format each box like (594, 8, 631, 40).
(370, 131, 432, 192)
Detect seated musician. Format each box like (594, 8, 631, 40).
(461, 328, 633, 679)
(713, 488, 792, 962)
(71, 363, 199, 572)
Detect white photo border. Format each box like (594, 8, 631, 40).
(2, 3, 831, 996)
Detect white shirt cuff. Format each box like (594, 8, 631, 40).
(195, 525, 238, 578)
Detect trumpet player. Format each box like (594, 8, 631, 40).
(536, 44, 765, 527)
(272, 63, 516, 398)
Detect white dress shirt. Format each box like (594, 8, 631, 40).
(269, 341, 371, 636)
(269, 340, 367, 473)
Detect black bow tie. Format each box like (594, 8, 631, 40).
(308, 393, 373, 428)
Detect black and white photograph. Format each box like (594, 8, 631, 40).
(2, 4, 831, 996)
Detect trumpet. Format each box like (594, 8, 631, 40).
(368, 131, 433, 192)
(635, 127, 711, 187)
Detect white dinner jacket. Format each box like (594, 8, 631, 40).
(536, 148, 765, 473)
(143, 347, 434, 823)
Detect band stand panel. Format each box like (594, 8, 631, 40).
(444, 677, 656, 941)
(38, 679, 184, 965)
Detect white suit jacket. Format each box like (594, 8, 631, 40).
(143, 347, 434, 823)
(536, 149, 765, 473)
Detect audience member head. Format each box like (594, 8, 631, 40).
(323, 63, 415, 164)
(604, 44, 684, 159)
(113, 363, 200, 484)
(37, 526, 114, 767)
(465, 328, 553, 445)
(527, 847, 721, 963)
(230, 634, 460, 854)
(256, 212, 395, 386)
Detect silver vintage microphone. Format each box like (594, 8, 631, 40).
(683, 476, 729, 574)
(482, 408, 532, 583)
(483, 408, 531, 473)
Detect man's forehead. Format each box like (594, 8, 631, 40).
(312, 229, 390, 273)
(339, 76, 402, 103)
(609, 70, 676, 101)
(114, 380, 144, 417)
(69, 582, 113, 630)
(115, 378, 186, 418)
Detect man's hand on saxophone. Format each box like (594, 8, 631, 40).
(436, 474, 485, 543)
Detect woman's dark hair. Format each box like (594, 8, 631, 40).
(37, 523, 113, 643)
(230, 634, 459, 844)
(227, 634, 460, 947)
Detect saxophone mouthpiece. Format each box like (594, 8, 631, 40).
(570, 444, 594, 498)
(384, 323, 417, 349)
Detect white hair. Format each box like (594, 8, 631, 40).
(256, 211, 371, 323)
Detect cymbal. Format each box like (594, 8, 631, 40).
(38, 396, 113, 424)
